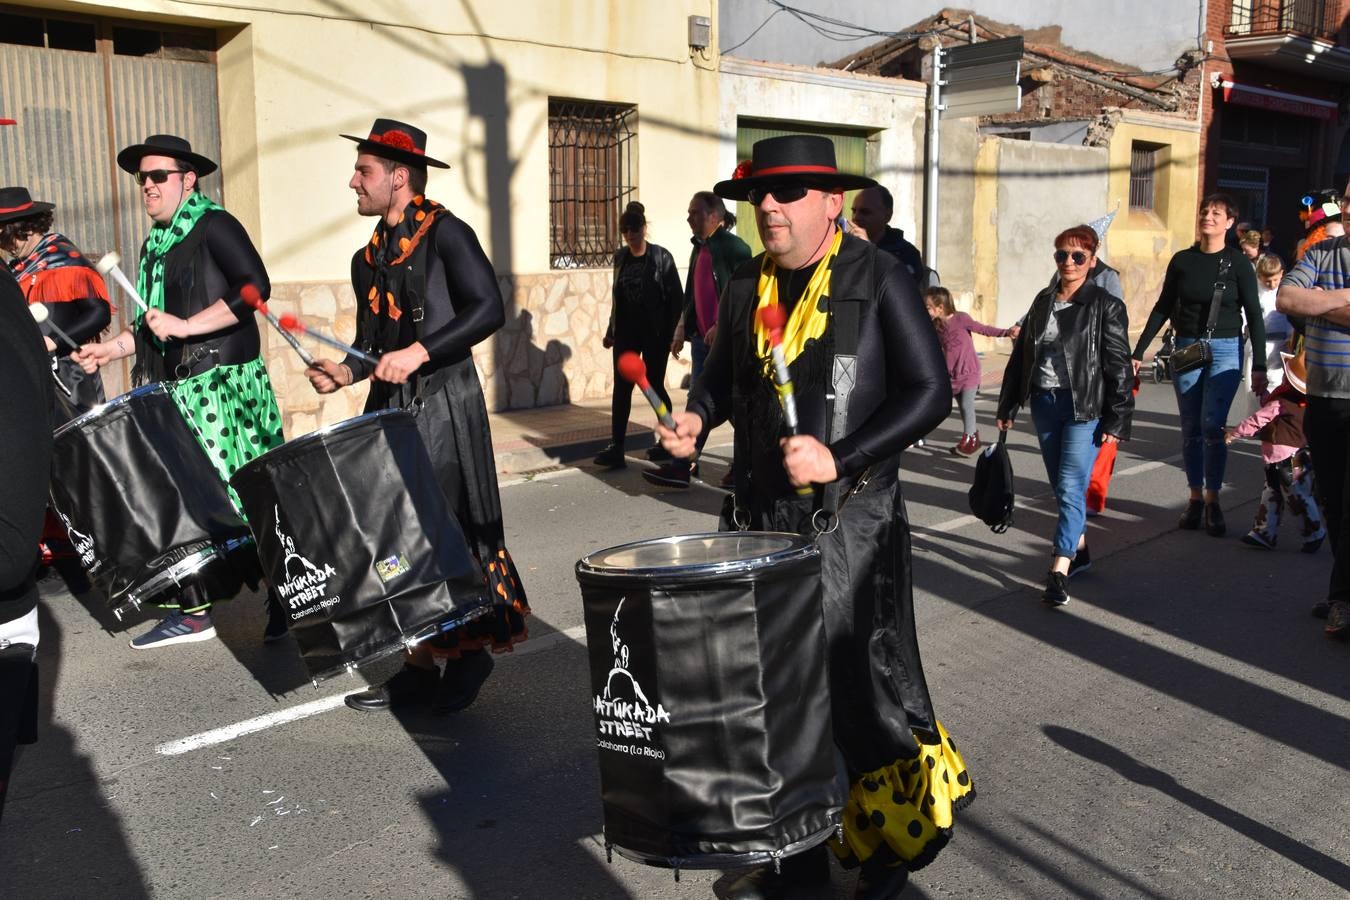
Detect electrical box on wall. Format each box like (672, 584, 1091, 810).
(688, 15, 711, 50)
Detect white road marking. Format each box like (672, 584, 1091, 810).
(154, 624, 590, 757)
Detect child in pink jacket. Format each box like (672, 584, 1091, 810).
(924, 286, 1018, 456)
(1225, 352, 1325, 552)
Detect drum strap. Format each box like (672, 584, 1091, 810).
(815, 250, 871, 532)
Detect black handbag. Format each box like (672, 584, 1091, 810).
(969, 430, 1015, 533)
(1170, 253, 1231, 375)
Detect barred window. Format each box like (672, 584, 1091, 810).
(1129, 142, 1160, 212)
(548, 99, 636, 269)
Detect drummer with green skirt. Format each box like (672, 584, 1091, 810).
(74, 134, 284, 650)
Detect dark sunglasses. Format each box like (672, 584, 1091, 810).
(746, 184, 809, 207)
(134, 169, 186, 186)
(1054, 249, 1089, 266)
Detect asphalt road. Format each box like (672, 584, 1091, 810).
(3, 381, 1348, 900)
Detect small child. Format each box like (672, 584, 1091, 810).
(1253, 253, 1292, 389)
(1225, 352, 1325, 552)
(924, 286, 1019, 456)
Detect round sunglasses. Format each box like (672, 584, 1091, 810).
(1054, 249, 1090, 266)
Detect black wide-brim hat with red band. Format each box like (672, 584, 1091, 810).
(713, 134, 876, 201)
(116, 133, 218, 177)
(341, 118, 449, 169)
(0, 186, 55, 224)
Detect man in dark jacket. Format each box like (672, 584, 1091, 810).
(307, 119, 528, 714)
(655, 135, 973, 900)
(0, 258, 54, 823)
(850, 185, 928, 285)
(643, 191, 750, 487)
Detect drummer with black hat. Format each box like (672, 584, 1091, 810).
(0, 185, 112, 415)
(654, 135, 974, 899)
(305, 118, 529, 714)
(74, 134, 285, 650)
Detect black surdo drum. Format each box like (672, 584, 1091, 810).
(230, 409, 489, 683)
(49, 383, 254, 618)
(575, 532, 842, 872)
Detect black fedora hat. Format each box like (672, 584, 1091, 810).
(340, 118, 449, 169)
(0, 186, 55, 224)
(714, 134, 876, 201)
(117, 134, 218, 177)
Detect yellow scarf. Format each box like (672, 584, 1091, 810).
(752, 229, 842, 367)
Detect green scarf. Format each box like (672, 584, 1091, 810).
(136, 190, 221, 329)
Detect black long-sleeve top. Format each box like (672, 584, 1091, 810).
(689, 233, 949, 496)
(0, 270, 54, 626)
(41, 299, 110, 356)
(138, 209, 269, 379)
(1133, 244, 1266, 370)
(344, 213, 504, 381)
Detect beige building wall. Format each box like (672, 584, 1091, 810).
(967, 136, 1109, 350)
(1105, 111, 1203, 334)
(24, 0, 722, 434)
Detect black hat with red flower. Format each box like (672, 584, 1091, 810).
(713, 134, 875, 201)
(341, 118, 449, 169)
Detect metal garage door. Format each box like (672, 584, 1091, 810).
(0, 9, 220, 396)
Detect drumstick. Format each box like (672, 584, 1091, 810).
(616, 351, 677, 430)
(758, 304, 799, 434)
(239, 284, 316, 366)
(276, 314, 380, 366)
(28, 302, 80, 352)
(758, 304, 812, 496)
(94, 252, 151, 314)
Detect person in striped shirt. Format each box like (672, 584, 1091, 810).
(1277, 185, 1350, 636)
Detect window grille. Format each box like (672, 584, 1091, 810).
(1129, 143, 1159, 212)
(548, 99, 637, 269)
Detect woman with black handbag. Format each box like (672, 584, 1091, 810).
(1131, 194, 1266, 537)
(997, 225, 1133, 606)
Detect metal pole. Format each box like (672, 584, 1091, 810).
(924, 44, 942, 273)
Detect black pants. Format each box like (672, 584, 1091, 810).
(611, 336, 671, 448)
(0, 644, 37, 825)
(1305, 396, 1350, 604)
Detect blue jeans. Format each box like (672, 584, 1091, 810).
(1030, 388, 1099, 560)
(1173, 335, 1242, 492)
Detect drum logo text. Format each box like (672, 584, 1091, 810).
(56, 509, 96, 569)
(272, 505, 339, 616)
(594, 598, 670, 760)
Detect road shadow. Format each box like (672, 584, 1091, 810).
(392, 621, 643, 899)
(1044, 725, 1350, 891)
(0, 601, 150, 899)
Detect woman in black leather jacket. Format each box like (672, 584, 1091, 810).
(997, 224, 1133, 606)
(593, 201, 684, 469)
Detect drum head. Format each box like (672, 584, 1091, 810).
(577, 532, 815, 579)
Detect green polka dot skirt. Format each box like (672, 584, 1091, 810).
(167, 357, 285, 519)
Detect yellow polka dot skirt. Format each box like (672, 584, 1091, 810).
(830, 720, 975, 872)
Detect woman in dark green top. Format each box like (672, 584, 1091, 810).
(1131, 193, 1267, 536)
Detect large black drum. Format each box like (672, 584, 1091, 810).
(229, 409, 489, 683)
(49, 383, 254, 618)
(575, 532, 842, 872)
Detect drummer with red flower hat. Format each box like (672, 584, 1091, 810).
(306, 118, 529, 714)
(656, 135, 974, 899)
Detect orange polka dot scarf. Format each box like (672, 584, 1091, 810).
(358, 194, 446, 350)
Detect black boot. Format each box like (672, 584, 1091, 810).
(722, 846, 829, 899)
(1203, 502, 1226, 537)
(854, 859, 909, 899)
(344, 664, 438, 712)
(1178, 499, 1204, 530)
(433, 650, 495, 713)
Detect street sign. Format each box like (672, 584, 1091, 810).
(941, 35, 1024, 119)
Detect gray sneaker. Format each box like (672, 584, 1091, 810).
(130, 611, 216, 649)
